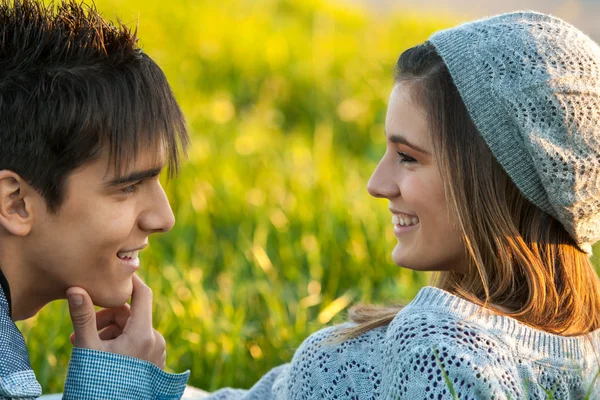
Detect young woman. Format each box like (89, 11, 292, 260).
(192, 11, 600, 399)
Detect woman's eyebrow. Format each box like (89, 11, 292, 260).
(105, 167, 163, 186)
(386, 132, 431, 156)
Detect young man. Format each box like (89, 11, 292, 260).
(0, 0, 190, 398)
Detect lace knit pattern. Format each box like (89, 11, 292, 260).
(429, 12, 600, 250)
(204, 287, 600, 399)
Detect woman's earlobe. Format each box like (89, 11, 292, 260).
(0, 170, 34, 236)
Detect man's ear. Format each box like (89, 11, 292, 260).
(0, 170, 36, 236)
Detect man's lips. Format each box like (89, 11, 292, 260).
(117, 244, 147, 259)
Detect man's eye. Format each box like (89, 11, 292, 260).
(121, 182, 141, 194)
(397, 152, 416, 164)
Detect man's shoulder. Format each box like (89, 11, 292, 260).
(0, 299, 41, 399)
(0, 298, 33, 373)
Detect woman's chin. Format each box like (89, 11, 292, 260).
(392, 244, 413, 268)
(391, 244, 431, 271)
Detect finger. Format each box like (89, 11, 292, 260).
(98, 324, 123, 341)
(70, 332, 75, 345)
(95, 304, 131, 330)
(154, 330, 167, 370)
(126, 274, 153, 331)
(66, 287, 101, 349)
(159, 349, 166, 370)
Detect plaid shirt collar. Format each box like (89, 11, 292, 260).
(0, 267, 11, 317)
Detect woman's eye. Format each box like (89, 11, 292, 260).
(397, 151, 416, 164)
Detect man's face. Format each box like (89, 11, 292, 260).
(23, 146, 175, 307)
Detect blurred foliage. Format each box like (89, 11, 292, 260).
(17, 0, 593, 395)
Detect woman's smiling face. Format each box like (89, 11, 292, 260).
(367, 82, 466, 273)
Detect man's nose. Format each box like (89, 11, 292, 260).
(139, 183, 175, 233)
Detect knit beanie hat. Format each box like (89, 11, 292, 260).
(428, 11, 600, 254)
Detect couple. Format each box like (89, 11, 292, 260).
(2, 0, 600, 399)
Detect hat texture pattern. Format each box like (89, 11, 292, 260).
(429, 11, 600, 252)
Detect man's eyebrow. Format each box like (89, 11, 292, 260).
(387, 133, 431, 156)
(105, 167, 163, 186)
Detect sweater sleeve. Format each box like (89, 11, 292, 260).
(201, 365, 290, 399)
(198, 324, 388, 399)
(63, 348, 190, 400)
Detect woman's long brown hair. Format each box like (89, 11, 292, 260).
(343, 42, 600, 339)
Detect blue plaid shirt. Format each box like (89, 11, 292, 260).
(0, 284, 190, 399)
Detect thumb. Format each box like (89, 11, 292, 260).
(66, 287, 100, 349)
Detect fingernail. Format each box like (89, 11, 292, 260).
(68, 294, 83, 307)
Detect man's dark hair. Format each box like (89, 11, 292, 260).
(0, 0, 188, 211)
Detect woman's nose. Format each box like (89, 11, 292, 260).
(367, 157, 400, 199)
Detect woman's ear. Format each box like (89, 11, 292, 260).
(0, 170, 36, 236)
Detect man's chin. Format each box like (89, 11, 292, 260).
(91, 286, 133, 308)
(93, 297, 129, 308)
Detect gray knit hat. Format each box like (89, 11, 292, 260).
(428, 11, 600, 254)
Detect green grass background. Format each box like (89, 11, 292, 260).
(14, 0, 600, 394)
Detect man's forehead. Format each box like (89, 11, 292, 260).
(104, 144, 167, 180)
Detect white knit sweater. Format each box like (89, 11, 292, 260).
(202, 286, 600, 399)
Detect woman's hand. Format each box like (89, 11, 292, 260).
(66, 274, 166, 369)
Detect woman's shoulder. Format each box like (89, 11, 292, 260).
(282, 287, 600, 398)
(290, 286, 506, 362)
(387, 286, 507, 351)
(279, 289, 516, 399)
(391, 286, 600, 361)
(292, 321, 389, 360)
(282, 288, 497, 386)
(296, 285, 600, 360)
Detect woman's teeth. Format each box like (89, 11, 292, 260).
(117, 250, 139, 259)
(392, 214, 419, 226)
